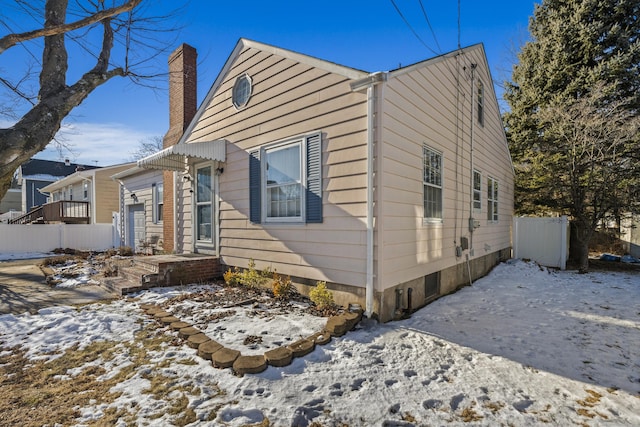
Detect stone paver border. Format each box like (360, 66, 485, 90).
(138, 302, 362, 376)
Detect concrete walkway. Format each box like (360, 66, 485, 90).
(0, 259, 116, 315)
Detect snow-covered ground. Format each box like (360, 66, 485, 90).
(0, 251, 53, 262)
(1, 259, 638, 426)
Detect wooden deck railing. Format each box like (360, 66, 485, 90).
(9, 201, 90, 225)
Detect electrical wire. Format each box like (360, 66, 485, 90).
(417, 0, 442, 53)
(389, 0, 439, 56)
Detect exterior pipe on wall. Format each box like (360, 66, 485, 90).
(351, 71, 386, 318)
(173, 170, 178, 253)
(365, 84, 375, 318)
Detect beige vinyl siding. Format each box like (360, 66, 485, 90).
(93, 165, 130, 223)
(183, 46, 369, 286)
(119, 170, 164, 243)
(378, 46, 513, 290)
(176, 176, 193, 253)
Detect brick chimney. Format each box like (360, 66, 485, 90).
(163, 43, 197, 252)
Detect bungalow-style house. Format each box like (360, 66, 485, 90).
(12, 158, 96, 214)
(138, 40, 514, 322)
(111, 166, 165, 253)
(35, 162, 134, 225)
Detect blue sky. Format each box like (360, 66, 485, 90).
(3, 1, 537, 166)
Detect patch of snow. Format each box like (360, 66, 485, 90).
(0, 260, 638, 426)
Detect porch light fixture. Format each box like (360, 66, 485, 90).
(130, 193, 138, 202)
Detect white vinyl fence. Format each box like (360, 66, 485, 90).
(0, 224, 116, 254)
(513, 216, 570, 270)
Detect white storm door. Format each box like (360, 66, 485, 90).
(194, 164, 216, 253)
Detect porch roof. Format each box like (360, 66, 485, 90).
(137, 140, 226, 171)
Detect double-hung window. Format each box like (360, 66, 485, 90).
(423, 145, 443, 221)
(196, 166, 213, 241)
(249, 132, 322, 224)
(487, 176, 498, 222)
(477, 80, 484, 127)
(266, 142, 302, 220)
(152, 182, 163, 223)
(473, 170, 482, 210)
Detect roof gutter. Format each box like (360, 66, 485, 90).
(351, 71, 387, 318)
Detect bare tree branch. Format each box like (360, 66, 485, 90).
(0, 0, 142, 54)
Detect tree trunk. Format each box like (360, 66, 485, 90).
(0, 0, 127, 200)
(569, 219, 592, 273)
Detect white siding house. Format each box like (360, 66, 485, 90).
(139, 39, 514, 322)
(111, 167, 165, 253)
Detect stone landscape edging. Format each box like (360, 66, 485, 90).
(139, 303, 363, 376)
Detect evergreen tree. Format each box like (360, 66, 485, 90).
(504, 0, 640, 271)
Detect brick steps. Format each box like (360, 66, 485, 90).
(100, 255, 221, 296)
(140, 303, 363, 376)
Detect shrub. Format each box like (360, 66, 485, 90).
(103, 262, 118, 277)
(272, 272, 293, 300)
(223, 268, 240, 286)
(237, 259, 272, 288)
(118, 246, 133, 256)
(309, 281, 334, 309)
(40, 255, 74, 267)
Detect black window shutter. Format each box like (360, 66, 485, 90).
(305, 133, 322, 223)
(249, 149, 261, 223)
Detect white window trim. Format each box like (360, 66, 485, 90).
(473, 169, 482, 211)
(232, 73, 253, 110)
(423, 144, 444, 224)
(195, 164, 214, 243)
(487, 176, 499, 223)
(261, 137, 306, 224)
(477, 80, 485, 127)
(152, 182, 163, 224)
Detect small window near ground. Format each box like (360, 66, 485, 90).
(487, 176, 498, 222)
(424, 271, 440, 300)
(423, 145, 443, 221)
(473, 170, 481, 210)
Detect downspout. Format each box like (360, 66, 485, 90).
(467, 64, 477, 287)
(365, 84, 375, 318)
(469, 64, 476, 251)
(173, 170, 178, 253)
(351, 71, 386, 318)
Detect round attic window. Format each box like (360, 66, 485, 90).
(232, 74, 252, 109)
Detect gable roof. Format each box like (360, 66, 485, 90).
(175, 39, 512, 176)
(177, 38, 369, 146)
(19, 159, 98, 180)
(40, 162, 135, 193)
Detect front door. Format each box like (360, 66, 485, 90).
(127, 203, 145, 252)
(194, 164, 216, 254)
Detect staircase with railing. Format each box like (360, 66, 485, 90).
(8, 200, 90, 225)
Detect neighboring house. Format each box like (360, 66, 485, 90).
(39, 162, 134, 224)
(0, 188, 21, 215)
(139, 40, 515, 322)
(15, 158, 96, 213)
(111, 167, 165, 253)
